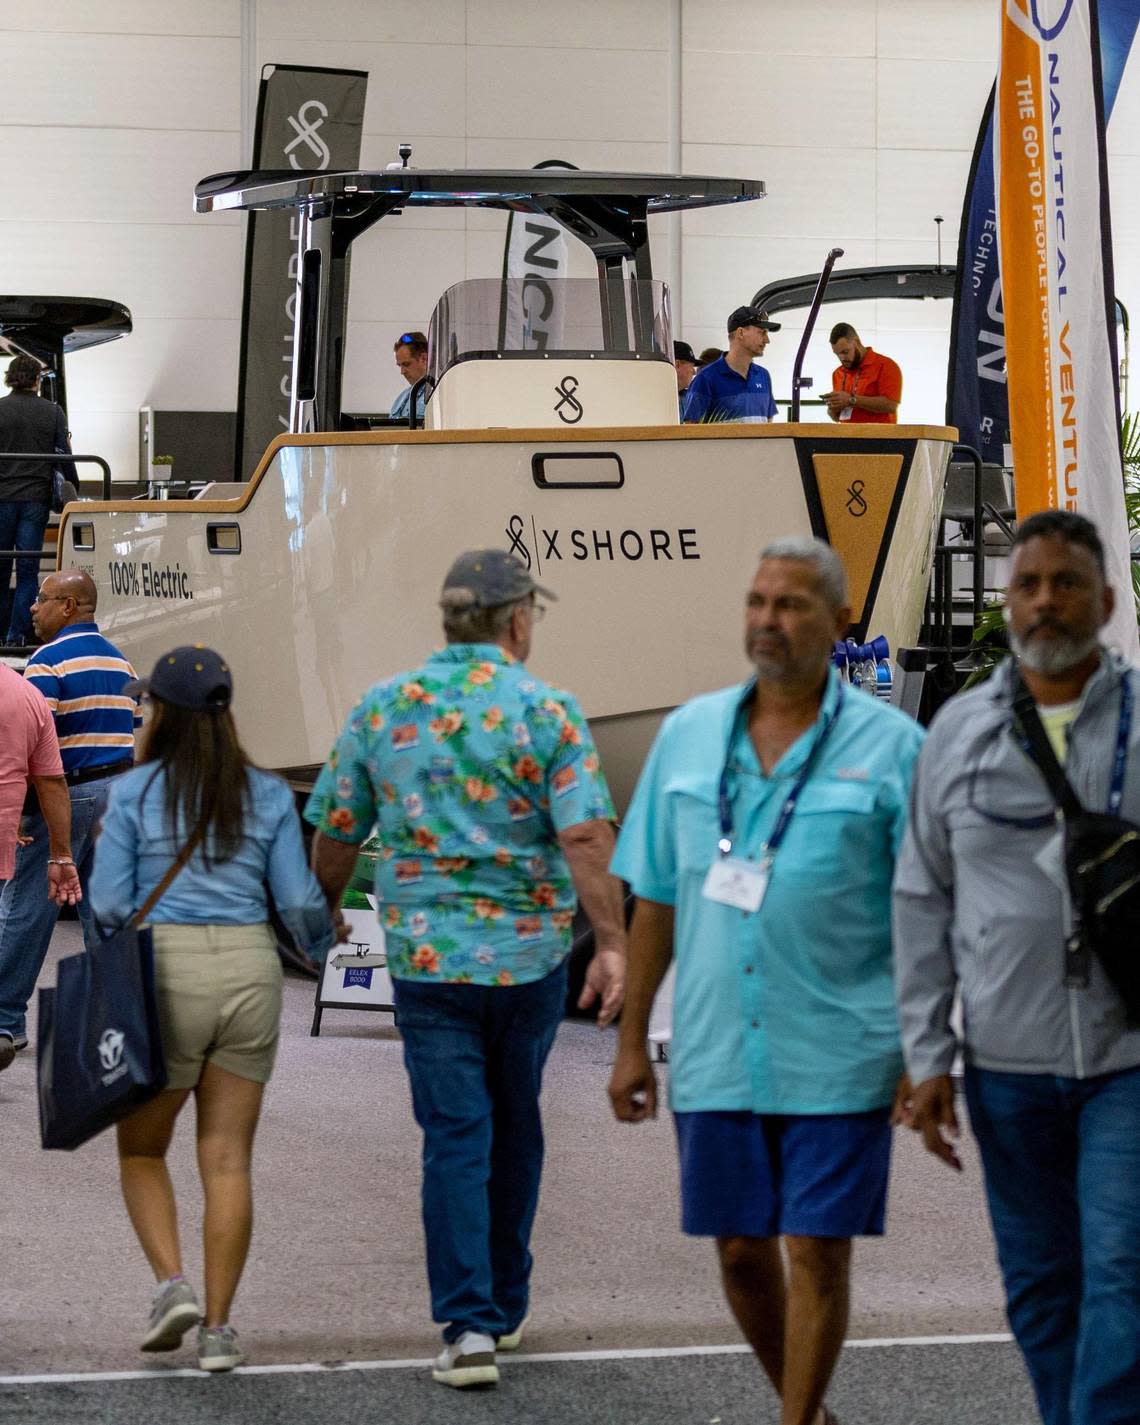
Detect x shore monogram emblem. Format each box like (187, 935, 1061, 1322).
(97, 1028, 125, 1072)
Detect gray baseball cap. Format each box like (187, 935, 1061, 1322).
(440, 549, 556, 610)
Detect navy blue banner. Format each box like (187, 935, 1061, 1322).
(947, 0, 1139, 459)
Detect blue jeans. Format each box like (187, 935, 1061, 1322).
(0, 775, 113, 1040)
(965, 1064, 1140, 1425)
(393, 961, 567, 1343)
(0, 500, 49, 643)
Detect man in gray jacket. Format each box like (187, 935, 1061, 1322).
(894, 510, 1140, 1425)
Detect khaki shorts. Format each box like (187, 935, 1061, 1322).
(150, 923, 283, 1090)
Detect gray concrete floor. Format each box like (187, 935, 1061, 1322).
(0, 921, 1018, 1422)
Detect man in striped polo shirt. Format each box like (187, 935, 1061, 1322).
(0, 569, 140, 1057)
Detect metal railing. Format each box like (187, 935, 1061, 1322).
(0, 453, 113, 571)
(925, 443, 987, 658)
(0, 451, 112, 499)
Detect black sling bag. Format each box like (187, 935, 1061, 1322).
(1011, 671, 1140, 1026)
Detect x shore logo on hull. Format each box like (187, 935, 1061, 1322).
(505, 514, 700, 569)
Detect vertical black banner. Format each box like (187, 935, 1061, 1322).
(236, 65, 367, 480)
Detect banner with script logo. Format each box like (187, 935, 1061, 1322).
(948, 0, 1137, 471)
(497, 160, 577, 353)
(996, 0, 1138, 656)
(236, 64, 367, 480)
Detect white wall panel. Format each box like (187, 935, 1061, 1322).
(681, 143, 876, 239)
(0, 2, 238, 37)
(0, 224, 242, 322)
(65, 321, 239, 411)
(0, 33, 240, 130)
(682, 235, 879, 330)
(683, 0, 872, 57)
(875, 0, 998, 62)
(1108, 55, 1140, 156)
(348, 227, 468, 322)
(876, 59, 995, 152)
(876, 149, 974, 241)
(253, 42, 468, 137)
(0, 129, 240, 225)
(467, 46, 669, 142)
(467, 0, 669, 50)
(257, 0, 465, 45)
(683, 53, 876, 148)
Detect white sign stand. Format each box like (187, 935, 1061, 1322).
(310, 907, 395, 1036)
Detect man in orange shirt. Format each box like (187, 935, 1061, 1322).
(824, 324, 902, 424)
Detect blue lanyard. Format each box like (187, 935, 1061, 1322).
(1108, 672, 1133, 816)
(717, 683, 845, 859)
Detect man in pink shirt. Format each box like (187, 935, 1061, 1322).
(0, 663, 80, 1071)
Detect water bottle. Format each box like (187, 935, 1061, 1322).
(845, 639, 863, 689)
(874, 658, 894, 701)
(858, 647, 878, 695)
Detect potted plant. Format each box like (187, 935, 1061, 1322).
(150, 453, 174, 483)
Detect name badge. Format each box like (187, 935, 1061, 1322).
(702, 856, 769, 913)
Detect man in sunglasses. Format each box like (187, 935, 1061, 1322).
(894, 509, 1140, 1425)
(307, 548, 626, 1391)
(390, 330, 429, 424)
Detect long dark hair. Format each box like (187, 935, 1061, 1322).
(141, 696, 254, 863)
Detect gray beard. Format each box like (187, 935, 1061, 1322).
(1008, 627, 1100, 675)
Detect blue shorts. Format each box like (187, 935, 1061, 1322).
(673, 1108, 893, 1239)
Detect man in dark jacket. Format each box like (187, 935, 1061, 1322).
(0, 354, 75, 644)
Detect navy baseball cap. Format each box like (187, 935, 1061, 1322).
(440, 549, 556, 611)
(125, 645, 233, 711)
(673, 340, 698, 365)
(727, 305, 781, 334)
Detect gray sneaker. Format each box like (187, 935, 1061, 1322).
(197, 1325, 245, 1372)
(141, 1278, 200, 1351)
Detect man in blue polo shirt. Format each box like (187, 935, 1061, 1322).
(682, 306, 780, 423)
(0, 569, 140, 1056)
(608, 537, 923, 1425)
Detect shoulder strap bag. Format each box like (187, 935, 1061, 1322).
(37, 822, 206, 1150)
(1010, 669, 1140, 1026)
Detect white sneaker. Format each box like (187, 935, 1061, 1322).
(432, 1331, 499, 1389)
(497, 1313, 530, 1352)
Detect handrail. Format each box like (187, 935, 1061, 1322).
(0, 451, 112, 499)
(789, 247, 843, 422)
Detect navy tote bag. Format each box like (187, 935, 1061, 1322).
(37, 831, 202, 1151)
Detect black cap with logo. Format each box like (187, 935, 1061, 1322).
(727, 305, 782, 335)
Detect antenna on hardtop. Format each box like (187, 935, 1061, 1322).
(387, 143, 413, 171)
(934, 215, 944, 272)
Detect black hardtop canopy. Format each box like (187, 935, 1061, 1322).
(0, 296, 132, 415)
(196, 168, 763, 263)
(196, 167, 763, 215)
(202, 169, 764, 439)
(0, 296, 132, 356)
(752, 265, 956, 316)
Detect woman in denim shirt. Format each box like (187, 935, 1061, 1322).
(90, 646, 338, 1373)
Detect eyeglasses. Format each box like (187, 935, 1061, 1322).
(33, 595, 71, 605)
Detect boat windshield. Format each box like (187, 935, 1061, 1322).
(427, 277, 671, 387)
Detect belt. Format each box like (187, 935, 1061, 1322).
(65, 758, 134, 787)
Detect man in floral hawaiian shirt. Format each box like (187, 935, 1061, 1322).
(307, 548, 626, 1390)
